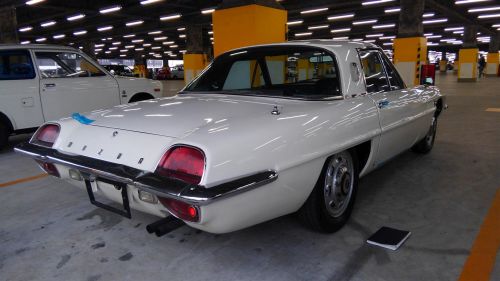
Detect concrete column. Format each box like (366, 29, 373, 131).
(134, 54, 147, 78)
(439, 51, 447, 72)
(393, 0, 426, 87)
(458, 25, 479, 82)
(486, 33, 500, 76)
(0, 6, 18, 44)
(184, 24, 208, 84)
(212, 0, 287, 57)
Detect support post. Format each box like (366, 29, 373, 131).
(486, 33, 500, 76)
(439, 51, 447, 72)
(458, 25, 479, 82)
(393, 0, 426, 87)
(183, 24, 207, 84)
(0, 6, 18, 43)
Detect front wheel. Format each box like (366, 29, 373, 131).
(0, 122, 9, 151)
(412, 117, 437, 154)
(299, 150, 359, 233)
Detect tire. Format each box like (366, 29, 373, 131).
(412, 117, 437, 154)
(0, 122, 9, 151)
(299, 150, 359, 233)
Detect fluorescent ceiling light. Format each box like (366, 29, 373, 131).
(170, 45, 178, 48)
(332, 36, 349, 40)
(493, 24, 500, 27)
(373, 23, 395, 29)
(126, 20, 144, 26)
(177, 27, 186, 31)
(73, 30, 87, 35)
(123, 34, 135, 38)
(162, 41, 175, 45)
(382, 42, 393, 45)
(179, 34, 186, 38)
(300, 7, 328, 14)
(109, 47, 118, 50)
(148, 31, 162, 34)
(366, 33, 384, 37)
(455, 0, 492, 4)
(330, 28, 351, 33)
(453, 30, 464, 34)
(120, 49, 128, 52)
(469, 6, 500, 12)
(423, 18, 448, 24)
(423, 12, 435, 17)
(26, 0, 45, 5)
(97, 26, 113, 32)
(444, 26, 464, 31)
(95, 48, 102, 51)
(112, 42, 121, 45)
(53, 34, 65, 39)
(132, 39, 144, 43)
(287, 20, 303, 25)
(35, 37, 46, 42)
(95, 44, 104, 47)
(160, 14, 181, 21)
(308, 25, 329, 30)
(385, 7, 400, 13)
(154, 36, 167, 41)
(140, 0, 163, 5)
(353, 19, 378, 25)
(135, 48, 144, 51)
(40, 21, 56, 27)
(67, 14, 85, 21)
(478, 13, 500, 18)
(362, 0, 395, 6)
(100, 5, 122, 14)
(21, 41, 31, 44)
(380, 35, 395, 39)
(426, 35, 443, 38)
(143, 43, 152, 47)
(152, 46, 161, 50)
(120, 55, 126, 57)
(328, 13, 355, 20)
(201, 8, 215, 14)
(19, 26, 32, 32)
(295, 32, 312, 36)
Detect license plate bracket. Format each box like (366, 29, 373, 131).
(84, 177, 131, 219)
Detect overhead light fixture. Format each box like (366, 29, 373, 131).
(455, 0, 492, 4)
(154, 36, 167, 41)
(125, 45, 134, 48)
(126, 20, 144, 26)
(362, 0, 395, 6)
(162, 41, 175, 45)
(177, 27, 186, 31)
(353, 19, 378, 25)
(19, 26, 33, 32)
(170, 45, 178, 48)
(295, 32, 312, 36)
(328, 13, 355, 20)
(21, 40, 31, 44)
(35, 37, 46, 42)
(123, 34, 135, 38)
(120, 49, 128, 52)
(95, 48, 102, 52)
(426, 35, 443, 38)
(152, 46, 161, 50)
(26, 0, 45, 5)
(73, 30, 87, 36)
(331, 28, 351, 33)
(120, 54, 126, 57)
(300, 7, 328, 14)
(423, 12, 435, 17)
(380, 35, 396, 39)
(109, 47, 118, 50)
(135, 48, 144, 51)
(53, 34, 65, 39)
(444, 26, 464, 31)
(478, 13, 500, 18)
(97, 26, 113, 32)
(493, 24, 500, 27)
(67, 13, 85, 21)
(160, 14, 181, 21)
(132, 39, 144, 43)
(179, 34, 186, 38)
(423, 18, 448, 24)
(95, 44, 104, 47)
(384, 7, 400, 13)
(140, 0, 163, 5)
(287, 20, 303, 25)
(40, 21, 56, 27)
(148, 31, 162, 35)
(143, 43, 152, 47)
(99, 5, 122, 14)
(308, 25, 329, 30)
(366, 33, 384, 37)
(332, 36, 349, 40)
(112, 42, 121, 45)
(201, 8, 215, 14)
(469, 6, 500, 12)
(373, 23, 395, 29)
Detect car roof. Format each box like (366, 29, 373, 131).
(0, 44, 79, 52)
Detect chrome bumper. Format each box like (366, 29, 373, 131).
(14, 142, 278, 206)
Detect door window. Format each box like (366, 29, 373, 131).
(35, 52, 105, 78)
(358, 50, 390, 94)
(0, 50, 36, 80)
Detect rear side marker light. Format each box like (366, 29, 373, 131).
(159, 197, 199, 222)
(36, 160, 60, 178)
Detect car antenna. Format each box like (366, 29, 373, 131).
(271, 105, 281, 115)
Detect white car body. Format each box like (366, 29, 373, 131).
(16, 41, 445, 234)
(0, 44, 162, 136)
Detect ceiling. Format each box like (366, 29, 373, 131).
(5, 0, 500, 60)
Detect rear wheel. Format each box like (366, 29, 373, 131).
(412, 117, 437, 154)
(0, 122, 9, 151)
(299, 150, 359, 233)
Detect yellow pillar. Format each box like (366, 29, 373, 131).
(486, 52, 499, 76)
(439, 60, 447, 72)
(183, 54, 208, 84)
(212, 4, 287, 57)
(458, 48, 479, 82)
(393, 37, 427, 87)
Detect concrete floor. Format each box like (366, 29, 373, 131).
(1, 73, 499, 281)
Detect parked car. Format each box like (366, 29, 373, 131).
(15, 41, 446, 235)
(170, 65, 184, 79)
(0, 44, 163, 149)
(156, 66, 171, 80)
(103, 64, 136, 77)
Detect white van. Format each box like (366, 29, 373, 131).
(0, 44, 163, 149)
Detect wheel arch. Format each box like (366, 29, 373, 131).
(128, 92, 155, 103)
(349, 140, 372, 174)
(435, 98, 444, 118)
(0, 111, 14, 133)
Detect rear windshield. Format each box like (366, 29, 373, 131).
(184, 46, 342, 100)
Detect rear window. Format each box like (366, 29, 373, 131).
(184, 46, 342, 100)
(0, 50, 36, 80)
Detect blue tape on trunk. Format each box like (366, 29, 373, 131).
(72, 113, 95, 125)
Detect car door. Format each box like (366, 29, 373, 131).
(0, 49, 44, 130)
(358, 49, 423, 165)
(33, 50, 120, 121)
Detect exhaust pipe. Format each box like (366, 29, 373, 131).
(146, 216, 185, 237)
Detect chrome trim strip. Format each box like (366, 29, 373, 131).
(14, 143, 278, 206)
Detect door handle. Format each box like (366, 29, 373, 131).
(44, 83, 56, 88)
(378, 100, 390, 108)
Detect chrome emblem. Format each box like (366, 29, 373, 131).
(112, 131, 119, 137)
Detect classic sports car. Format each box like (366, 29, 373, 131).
(16, 41, 446, 235)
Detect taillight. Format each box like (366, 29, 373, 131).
(32, 124, 60, 147)
(35, 160, 60, 177)
(155, 146, 205, 184)
(159, 197, 199, 222)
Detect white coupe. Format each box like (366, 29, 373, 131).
(16, 41, 446, 235)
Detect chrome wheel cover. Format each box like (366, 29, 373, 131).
(323, 152, 354, 217)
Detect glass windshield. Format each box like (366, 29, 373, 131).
(184, 46, 342, 100)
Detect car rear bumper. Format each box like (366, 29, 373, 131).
(14, 142, 278, 206)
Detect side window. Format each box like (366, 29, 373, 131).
(35, 52, 105, 78)
(0, 50, 36, 80)
(380, 54, 405, 90)
(358, 50, 390, 94)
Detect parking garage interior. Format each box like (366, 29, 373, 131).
(1, 0, 500, 281)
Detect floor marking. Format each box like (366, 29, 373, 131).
(458, 188, 500, 281)
(485, 108, 500, 112)
(0, 173, 48, 188)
